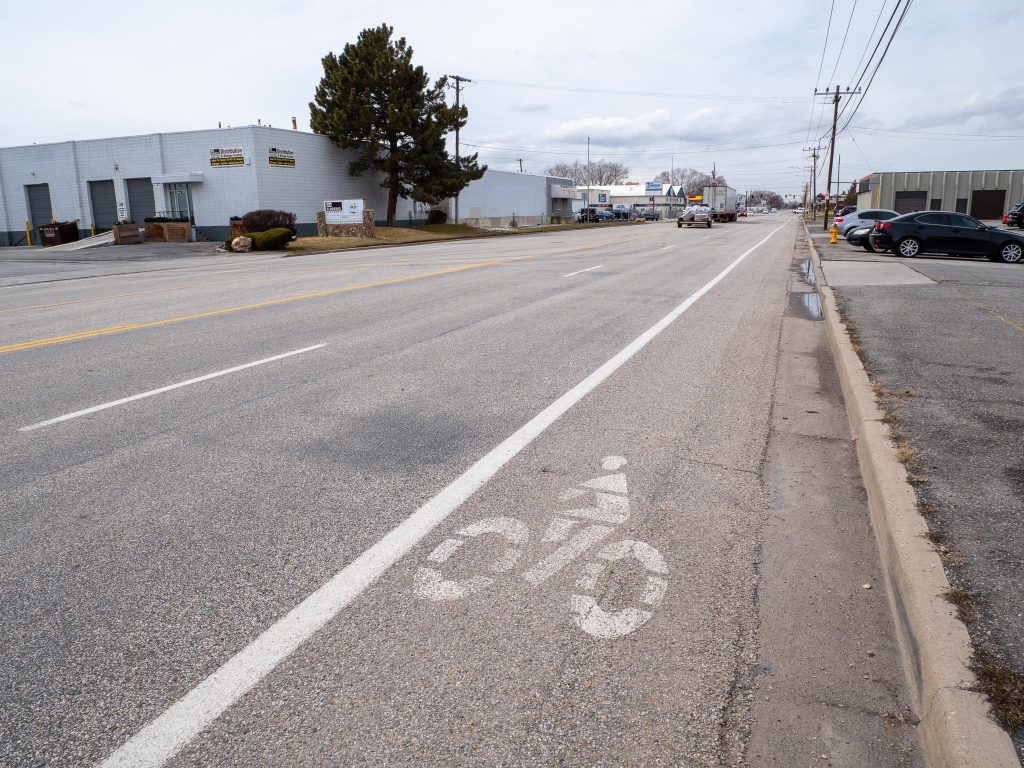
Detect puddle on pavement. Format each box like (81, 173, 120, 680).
(789, 291, 823, 319)
(797, 258, 816, 285)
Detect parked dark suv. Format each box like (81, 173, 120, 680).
(869, 211, 1024, 264)
(1006, 203, 1024, 228)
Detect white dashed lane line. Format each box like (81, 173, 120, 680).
(563, 265, 602, 278)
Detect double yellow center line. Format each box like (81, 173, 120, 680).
(0, 235, 636, 355)
(0, 262, 495, 354)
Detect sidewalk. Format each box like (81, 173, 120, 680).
(807, 223, 1024, 763)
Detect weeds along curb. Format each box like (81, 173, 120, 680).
(801, 223, 1020, 768)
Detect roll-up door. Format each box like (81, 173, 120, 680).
(88, 179, 117, 231)
(126, 178, 155, 222)
(893, 191, 927, 214)
(969, 189, 1006, 220)
(26, 183, 53, 242)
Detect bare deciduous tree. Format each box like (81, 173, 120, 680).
(544, 159, 629, 186)
(654, 167, 727, 198)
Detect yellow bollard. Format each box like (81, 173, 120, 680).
(830, 224, 838, 244)
(25, 221, 31, 247)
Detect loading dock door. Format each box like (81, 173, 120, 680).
(893, 191, 928, 214)
(126, 177, 156, 222)
(26, 183, 53, 243)
(88, 179, 117, 231)
(970, 189, 1006, 220)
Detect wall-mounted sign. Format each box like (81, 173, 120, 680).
(210, 147, 244, 167)
(269, 147, 295, 167)
(550, 184, 580, 199)
(645, 181, 662, 194)
(597, 193, 607, 203)
(324, 199, 364, 224)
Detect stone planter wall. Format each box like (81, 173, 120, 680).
(316, 210, 375, 238)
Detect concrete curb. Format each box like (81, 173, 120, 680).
(801, 222, 1020, 768)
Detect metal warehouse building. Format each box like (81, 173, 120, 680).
(0, 126, 569, 245)
(857, 169, 1024, 219)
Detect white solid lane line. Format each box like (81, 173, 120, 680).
(563, 265, 602, 278)
(96, 222, 789, 768)
(19, 344, 327, 432)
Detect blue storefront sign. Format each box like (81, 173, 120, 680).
(645, 181, 662, 194)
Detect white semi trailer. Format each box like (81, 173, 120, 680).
(702, 185, 738, 222)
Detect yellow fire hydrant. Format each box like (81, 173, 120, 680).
(829, 224, 839, 244)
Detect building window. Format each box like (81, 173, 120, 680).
(167, 182, 194, 221)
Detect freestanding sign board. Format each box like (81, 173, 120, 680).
(324, 199, 364, 224)
(645, 181, 662, 195)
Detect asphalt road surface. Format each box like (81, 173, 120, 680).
(1, 218, 921, 767)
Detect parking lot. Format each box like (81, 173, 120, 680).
(808, 224, 1024, 755)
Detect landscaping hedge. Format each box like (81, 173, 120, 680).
(224, 227, 293, 252)
(241, 209, 296, 234)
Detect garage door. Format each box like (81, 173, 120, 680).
(970, 189, 1006, 220)
(893, 191, 927, 214)
(26, 183, 53, 242)
(126, 178, 155, 222)
(88, 179, 118, 231)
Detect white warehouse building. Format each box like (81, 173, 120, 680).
(0, 126, 569, 245)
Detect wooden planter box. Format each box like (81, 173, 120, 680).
(144, 221, 193, 242)
(112, 223, 142, 245)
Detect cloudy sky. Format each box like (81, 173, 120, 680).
(2, 0, 1020, 199)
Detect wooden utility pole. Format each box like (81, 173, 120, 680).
(803, 145, 820, 220)
(819, 85, 858, 230)
(451, 75, 471, 225)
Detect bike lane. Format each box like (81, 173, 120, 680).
(107, 222, 917, 767)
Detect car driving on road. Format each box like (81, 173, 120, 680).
(869, 211, 1024, 263)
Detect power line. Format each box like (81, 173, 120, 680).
(834, 0, 915, 136)
(468, 78, 803, 103)
(846, 0, 892, 88)
(805, 0, 838, 144)
(463, 138, 807, 158)
(824, 0, 860, 89)
(849, 125, 1024, 140)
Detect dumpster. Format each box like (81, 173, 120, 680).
(38, 222, 80, 246)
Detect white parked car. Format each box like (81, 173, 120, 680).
(793, 207, 805, 214)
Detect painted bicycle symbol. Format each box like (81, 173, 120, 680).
(413, 456, 668, 639)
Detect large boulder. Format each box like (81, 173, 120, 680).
(230, 236, 252, 253)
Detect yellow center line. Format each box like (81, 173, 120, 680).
(0, 261, 505, 354)
(0, 258, 444, 314)
(978, 305, 1024, 333)
(0, 234, 638, 355)
(0, 235, 620, 314)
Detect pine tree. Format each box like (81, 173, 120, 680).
(309, 25, 485, 226)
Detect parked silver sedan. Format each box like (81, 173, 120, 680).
(832, 208, 899, 236)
